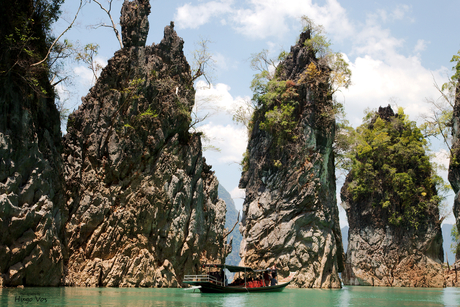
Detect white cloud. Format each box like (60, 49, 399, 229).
(74, 65, 94, 89)
(343, 53, 446, 127)
(352, 19, 404, 60)
(199, 123, 248, 164)
(231, 0, 353, 40)
(193, 81, 251, 165)
(414, 39, 428, 54)
(432, 148, 450, 170)
(175, 1, 233, 29)
(175, 0, 353, 41)
(194, 80, 251, 117)
(374, 4, 412, 23)
(391, 4, 413, 22)
(340, 10, 447, 128)
(230, 187, 245, 200)
(74, 56, 107, 90)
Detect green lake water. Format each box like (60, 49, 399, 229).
(1, 286, 460, 306)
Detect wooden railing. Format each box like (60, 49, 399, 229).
(183, 275, 224, 286)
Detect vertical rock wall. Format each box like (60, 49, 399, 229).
(0, 1, 66, 287)
(239, 31, 344, 288)
(449, 80, 460, 261)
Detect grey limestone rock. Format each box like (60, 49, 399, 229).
(0, 64, 66, 287)
(62, 22, 228, 287)
(449, 80, 460, 261)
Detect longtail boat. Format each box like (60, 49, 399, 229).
(183, 264, 293, 293)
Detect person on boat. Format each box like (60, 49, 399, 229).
(271, 264, 278, 286)
(263, 270, 270, 286)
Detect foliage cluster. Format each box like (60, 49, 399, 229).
(253, 79, 299, 147)
(450, 50, 460, 82)
(0, 0, 64, 96)
(300, 16, 352, 94)
(242, 16, 352, 170)
(347, 107, 442, 228)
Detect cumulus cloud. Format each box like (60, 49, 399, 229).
(194, 80, 251, 118)
(192, 81, 251, 166)
(230, 187, 246, 200)
(231, 0, 353, 40)
(175, 1, 234, 29)
(343, 53, 446, 127)
(413, 39, 428, 54)
(198, 122, 248, 164)
(175, 0, 353, 41)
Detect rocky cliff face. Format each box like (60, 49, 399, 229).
(0, 1, 67, 287)
(62, 2, 227, 287)
(449, 80, 460, 261)
(341, 106, 444, 287)
(238, 31, 344, 288)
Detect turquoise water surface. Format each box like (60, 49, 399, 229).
(1, 286, 460, 306)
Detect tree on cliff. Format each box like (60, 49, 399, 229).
(346, 106, 444, 228)
(420, 50, 460, 157)
(0, 0, 63, 96)
(241, 16, 351, 168)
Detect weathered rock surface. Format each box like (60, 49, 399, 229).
(62, 5, 227, 287)
(0, 2, 67, 286)
(120, 0, 150, 48)
(444, 260, 460, 287)
(341, 106, 444, 287)
(449, 80, 460, 261)
(238, 30, 344, 288)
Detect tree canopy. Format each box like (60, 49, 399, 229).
(346, 107, 442, 228)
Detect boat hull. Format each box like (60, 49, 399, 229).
(184, 281, 290, 293)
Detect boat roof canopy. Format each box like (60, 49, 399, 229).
(202, 264, 270, 273)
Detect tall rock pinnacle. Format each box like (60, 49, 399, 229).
(120, 0, 151, 48)
(62, 22, 228, 287)
(238, 31, 344, 288)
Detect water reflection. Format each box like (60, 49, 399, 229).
(222, 293, 249, 307)
(442, 287, 460, 306)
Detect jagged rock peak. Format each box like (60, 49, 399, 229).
(377, 105, 395, 121)
(120, 0, 151, 48)
(278, 30, 316, 82)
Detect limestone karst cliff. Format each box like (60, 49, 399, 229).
(449, 80, 460, 262)
(238, 30, 344, 288)
(62, 1, 228, 287)
(0, 1, 67, 287)
(341, 106, 444, 287)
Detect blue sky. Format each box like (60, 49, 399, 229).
(54, 0, 460, 227)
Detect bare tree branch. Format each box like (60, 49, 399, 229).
(32, 0, 83, 67)
(92, 0, 123, 49)
(223, 211, 240, 240)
